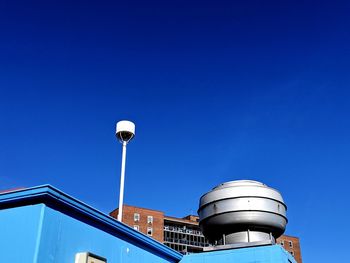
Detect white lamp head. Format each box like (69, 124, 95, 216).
(116, 120, 135, 143)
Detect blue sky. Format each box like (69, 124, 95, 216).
(1, 0, 350, 261)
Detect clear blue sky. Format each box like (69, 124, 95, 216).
(0, 1, 349, 261)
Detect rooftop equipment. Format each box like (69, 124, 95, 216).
(198, 180, 287, 250)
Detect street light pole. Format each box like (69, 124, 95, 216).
(117, 141, 127, 222)
(116, 120, 135, 222)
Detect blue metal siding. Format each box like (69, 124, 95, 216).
(180, 245, 296, 263)
(0, 186, 181, 263)
(36, 205, 171, 263)
(0, 204, 45, 262)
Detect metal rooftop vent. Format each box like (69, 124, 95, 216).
(198, 180, 287, 250)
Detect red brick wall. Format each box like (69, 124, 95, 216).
(110, 205, 164, 242)
(276, 235, 302, 263)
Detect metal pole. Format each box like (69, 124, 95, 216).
(117, 141, 127, 222)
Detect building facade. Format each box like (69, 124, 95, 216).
(110, 205, 165, 243)
(277, 234, 303, 263)
(163, 215, 210, 254)
(110, 205, 302, 263)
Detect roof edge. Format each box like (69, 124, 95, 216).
(0, 185, 182, 262)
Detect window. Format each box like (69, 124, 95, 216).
(147, 216, 153, 224)
(134, 213, 140, 222)
(289, 241, 293, 248)
(280, 241, 284, 246)
(289, 250, 295, 256)
(133, 225, 139, 231)
(147, 227, 153, 236)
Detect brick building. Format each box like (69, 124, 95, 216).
(277, 234, 303, 263)
(110, 205, 302, 263)
(163, 215, 210, 254)
(110, 205, 164, 242)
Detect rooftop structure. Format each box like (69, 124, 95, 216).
(0, 185, 181, 263)
(110, 204, 302, 262)
(198, 180, 287, 246)
(0, 185, 297, 263)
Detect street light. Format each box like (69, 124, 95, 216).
(116, 120, 135, 222)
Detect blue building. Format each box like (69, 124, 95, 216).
(0, 185, 296, 263)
